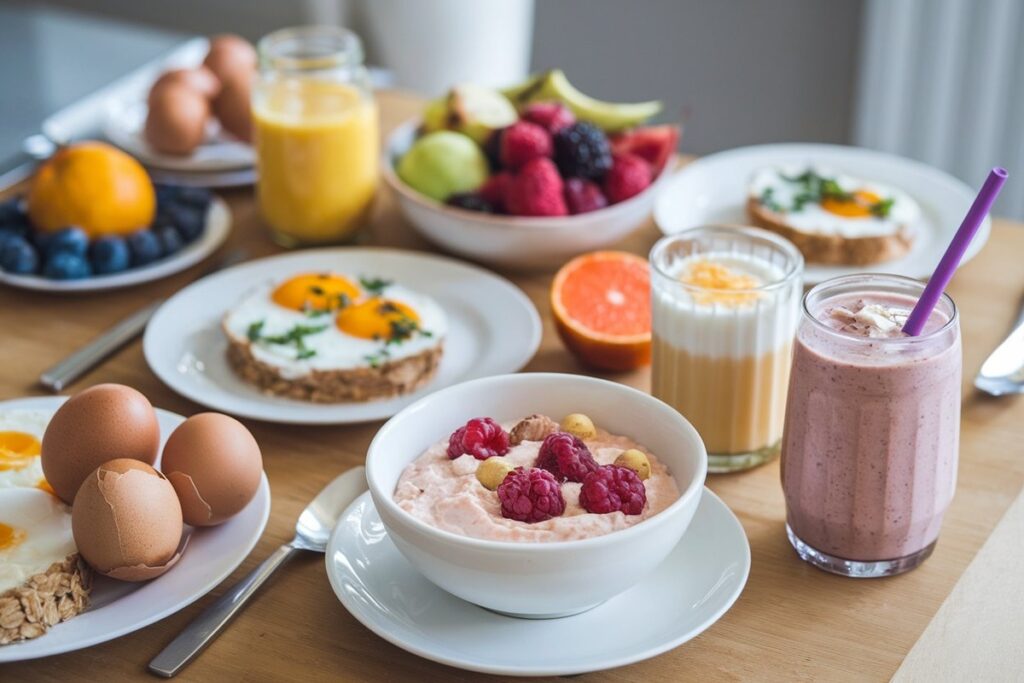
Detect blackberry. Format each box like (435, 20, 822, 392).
(553, 122, 612, 180)
(446, 193, 494, 213)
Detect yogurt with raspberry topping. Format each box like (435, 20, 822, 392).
(393, 421, 680, 542)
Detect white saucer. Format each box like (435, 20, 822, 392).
(143, 248, 542, 425)
(653, 143, 991, 284)
(0, 396, 271, 662)
(325, 489, 750, 676)
(0, 197, 231, 293)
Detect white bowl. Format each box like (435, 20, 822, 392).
(383, 121, 673, 270)
(365, 373, 707, 618)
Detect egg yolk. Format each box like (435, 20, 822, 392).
(821, 190, 882, 218)
(0, 430, 41, 472)
(272, 273, 360, 313)
(336, 299, 421, 340)
(37, 478, 57, 496)
(680, 260, 762, 305)
(0, 522, 25, 551)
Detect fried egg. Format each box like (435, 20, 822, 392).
(0, 410, 53, 492)
(0, 488, 76, 593)
(750, 165, 920, 238)
(223, 273, 447, 379)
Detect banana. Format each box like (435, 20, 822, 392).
(501, 70, 661, 132)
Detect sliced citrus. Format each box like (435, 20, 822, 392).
(550, 251, 651, 371)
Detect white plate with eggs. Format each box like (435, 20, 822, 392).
(653, 143, 992, 284)
(143, 248, 542, 425)
(0, 395, 270, 662)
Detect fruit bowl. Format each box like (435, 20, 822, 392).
(365, 372, 707, 618)
(384, 120, 675, 270)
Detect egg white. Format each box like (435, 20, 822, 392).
(0, 410, 51, 491)
(0, 488, 76, 594)
(750, 165, 920, 238)
(223, 279, 448, 380)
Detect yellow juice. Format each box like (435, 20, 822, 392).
(253, 80, 379, 244)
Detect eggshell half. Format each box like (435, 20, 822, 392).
(71, 459, 184, 582)
(41, 384, 160, 504)
(161, 413, 263, 526)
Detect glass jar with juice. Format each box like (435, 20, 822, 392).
(253, 26, 379, 245)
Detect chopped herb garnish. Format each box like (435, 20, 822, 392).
(248, 322, 327, 360)
(360, 276, 393, 296)
(246, 320, 265, 341)
(761, 169, 881, 215)
(871, 197, 895, 218)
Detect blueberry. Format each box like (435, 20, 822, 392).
(156, 225, 184, 255)
(89, 236, 131, 275)
(0, 228, 21, 250)
(0, 236, 39, 274)
(43, 251, 92, 280)
(127, 230, 163, 267)
(175, 186, 213, 210)
(0, 197, 28, 228)
(164, 203, 205, 243)
(154, 184, 180, 208)
(44, 226, 89, 259)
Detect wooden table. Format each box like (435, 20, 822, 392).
(4, 91, 1023, 682)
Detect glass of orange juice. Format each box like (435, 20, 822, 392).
(253, 26, 379, 246)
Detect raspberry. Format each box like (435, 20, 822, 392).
(563, 178, 608, 215)
(447, 417, 510, 460)
(499, 121, 552, 170)
(603, 153, 652, 204)
(479, 172, 512, 213)
(446, 193, 493, 213)
(579, 465, 647, 515)
(523, 102, 576, 134)
(553, 122, 612, 180)
(497, 467, 566, 523)
(506, 158, 568, 217)
(535, 431, 598, 483)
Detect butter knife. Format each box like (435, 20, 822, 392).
(39, 249, 246, 392)
(974, 294, 1024, 396)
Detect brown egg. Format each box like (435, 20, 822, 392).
(145, 83, 211, 155)
(41, 384, 160, 504)
(72, 459, 184, 581)
(149, 67, 222, 102)
(203, 34, 257, 85)
(212, 71, 253, 142)
(161, 413, 263, 526)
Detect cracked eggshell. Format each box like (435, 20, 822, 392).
(160, 413, 263, 526)
(71, 459, 184, 582)
(41, 383, 160, 504)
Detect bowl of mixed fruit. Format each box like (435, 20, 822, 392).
(384, 70, 679, 269)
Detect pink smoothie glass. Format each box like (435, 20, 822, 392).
(781, 274, 961, 577)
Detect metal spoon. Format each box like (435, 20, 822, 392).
(148, 466, 368, 678)
(975, 295, 1024, 396)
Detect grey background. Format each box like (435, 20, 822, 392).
(0, 0, 863, 158)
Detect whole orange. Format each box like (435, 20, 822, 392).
(28, 141, 156, 238)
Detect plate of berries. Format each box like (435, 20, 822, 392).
(0, 187, 229, 293)
(383, 71, 680, 269)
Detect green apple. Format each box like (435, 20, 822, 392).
(397, 131, 490, 202)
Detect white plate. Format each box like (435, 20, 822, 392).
(653, 143, 991, 284)
(0, 197, 231, 293)
(143, 248, 542, 424)
(0, 395, 271, 662)
(326, 489, 749, 677)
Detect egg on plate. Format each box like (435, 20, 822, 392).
(746, 165, 920, 265)
(0, 410, 52, 492)
(222, 272, 447, 403)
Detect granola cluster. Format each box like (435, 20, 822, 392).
(0, 554, 91, 644)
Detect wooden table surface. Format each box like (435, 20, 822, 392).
(3, 91, 1023, 682)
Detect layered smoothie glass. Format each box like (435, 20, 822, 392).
(650, 226, 803, 472)
(253, 26, 379, 246)
(782, 274, 961, 577)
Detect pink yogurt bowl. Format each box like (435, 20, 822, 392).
(365, 372, 707, 618)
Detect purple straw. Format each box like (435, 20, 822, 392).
(903, 167, 1008, 336)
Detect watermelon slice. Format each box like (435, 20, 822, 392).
(609, 125, 680, 175)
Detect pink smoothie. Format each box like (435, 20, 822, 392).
(781, 290, 961, 562)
